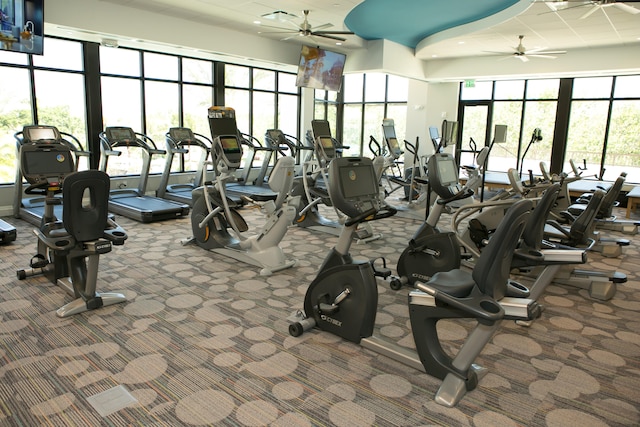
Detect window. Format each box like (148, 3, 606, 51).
(318, 72, 408, 157)
(182, 57, 213, 84)
(459, 75, 640, 183)
(0, 66, 31, 183)
(100, 46, 140, 77)
(0, 37, 85, 184)
(144, 52, 178, 81)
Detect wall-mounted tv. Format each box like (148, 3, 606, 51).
(295, 45, 346, 92)
(0, 0, 44, 55)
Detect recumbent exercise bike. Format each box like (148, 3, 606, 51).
(16, 134, 128, 317)
(288, 155, 541, 407)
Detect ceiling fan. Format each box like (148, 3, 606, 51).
(258, 9, 354, 42)
(489, 35, 567, 62)
(541, 1, 640, 19)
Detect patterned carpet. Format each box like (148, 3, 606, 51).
(0, 201, 639, 426)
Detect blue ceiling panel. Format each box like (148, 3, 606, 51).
(344, 0, 521, 48)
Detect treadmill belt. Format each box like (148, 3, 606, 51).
(226, 184, 278, 201)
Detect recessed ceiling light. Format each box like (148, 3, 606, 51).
(254, 20, 261, 24)
(432, 54, 438, 58)
(336, 42, 342, 45)
(458, 41, 465, 45)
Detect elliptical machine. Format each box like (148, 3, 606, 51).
(288, 156, 541, 407)
(184, 108, 299, 276)
(16, 137, 128, 317)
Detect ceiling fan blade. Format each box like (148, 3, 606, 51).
(314, 31, 354, 35)
(312, 23, 333, 31)
(310, 32, 347, 41)
(536, 50, 567, 54)
(258, 23, 297, 31)
(614, 3, 640, 14)
(527, 46, 549, 54)
(528, 54, 558, 59)
(580, 5, 600, 19)
(259, 30, 300, 35)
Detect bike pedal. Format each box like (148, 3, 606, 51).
(30, 254, 48, 269)
(374, 267, 392, 279)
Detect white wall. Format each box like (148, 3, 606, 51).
(44, 0, 301, 70)
(405, 80, 459, 161)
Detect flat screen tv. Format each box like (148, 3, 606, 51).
(0, 0, 44, 55)
(295, 45, 346, 92)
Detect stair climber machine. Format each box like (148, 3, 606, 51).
(287, 156, 542, 407)
(99, 127, 190, 223)
(16, 141, 128, 317)
(183, 116, 300, 276)
(14, 125, 90, 227)
(292, 119, 381, 243)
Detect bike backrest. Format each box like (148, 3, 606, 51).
(62, 170, 110, 242)
(521, 184, 560, 250)
(473, 199, 532, 300)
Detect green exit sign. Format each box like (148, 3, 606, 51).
(464, 80, 476, 88)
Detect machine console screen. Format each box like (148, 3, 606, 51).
(22, 148, 75, 177)
(437, 157, 458, 186)
(106, 127, 136, 143)
(339, 163, 378, 200)
(23, 126, 59, 143)
(170, 127, 195, 142)
(220, 137, 241, 153)
(320, 137, 333, 149)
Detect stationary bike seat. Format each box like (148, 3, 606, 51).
(425, 269, 475, 298)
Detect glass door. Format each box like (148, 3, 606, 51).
(456, 101, 491, 170)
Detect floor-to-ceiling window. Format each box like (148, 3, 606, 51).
(459, 75, 640, 183)
(566, 75, 640, 182)
(459, 78, 559, 177)
(224, 63, 300, 168)
(0, 35, 301, 186)
(315, 72, 408, 157)
(0, 37, 86, 183)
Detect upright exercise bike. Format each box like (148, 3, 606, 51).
(288, 156, 541, 407)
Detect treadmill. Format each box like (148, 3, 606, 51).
(156, 127, 212, 206)
(99, 126, 190, 223)
(207, 107, 278, 201)
(13, 125, 89, 227)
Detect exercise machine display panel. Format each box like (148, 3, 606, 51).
(23, 126, 61, 143)
(22, 148, 75, 178)
(329, 158, 380, 217)
(105, 127, 137, 143)
(169, 127, 196, 143)
(428, 153, 463, 200)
